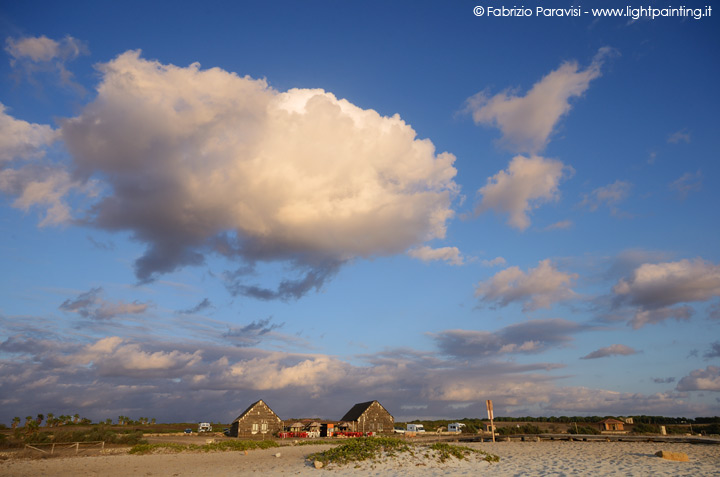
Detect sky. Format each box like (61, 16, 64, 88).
(1, 0, 719, 425)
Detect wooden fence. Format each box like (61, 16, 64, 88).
(25, 441, 105, 455)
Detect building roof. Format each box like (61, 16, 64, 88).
(232, 399, 280, 423)
(340, 400, 392, 421)
(599, 418, 625, 424)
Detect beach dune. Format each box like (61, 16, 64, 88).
(2, 440, 719, 476)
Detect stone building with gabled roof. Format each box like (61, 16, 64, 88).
(229, 399, 283, 438)
(598, 418, 626, 434)
(339, 400, 394, 434)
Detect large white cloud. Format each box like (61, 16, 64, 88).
(60, 51, 458, 296)
(475, 259, 578, 311)
(475, 155, 571, 230)
(466, 48, 611, 153)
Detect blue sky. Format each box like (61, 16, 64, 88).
(1, 0, 719, 424)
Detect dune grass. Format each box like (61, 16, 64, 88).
(128, 439, 279, 455)
(307, 436, 499, 466)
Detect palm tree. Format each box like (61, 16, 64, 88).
(36, 414, 44, 426)
(150, 418, 156, 425)
(73, 413, 79, 424)
(12, 417, 20, 429)
(46, 413, 55, 427)
(25, 416, 33, 427)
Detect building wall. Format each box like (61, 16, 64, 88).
(231, 402, 283, 438)
(353, 402, 394, 434)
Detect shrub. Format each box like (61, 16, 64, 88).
(496, 424, 542, 435)
(308, 437, 409, 465)
(631, 423, 660, 434)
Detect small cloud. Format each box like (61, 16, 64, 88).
(669, 170, 702, 199)
(612, 258, 720, 328)
(475, 259, 577, 311)
(580, 344, 637, 359)
(465, 48, 614, 154)
(481, 256, 506, 267)
(408, 246, 464, 266)
(652, 377, 676, 384)
(433, 319, 589, 358)
(87, 235, 115, 251)
(545, 220, 572, 231)
(676, 365, 720, 392)
(475, 155, 573, 231)
(704, 341, 720, 359)
(629, 306, 693, 329)
(709, 302, 720, 321)
(59, 287, 149, 320)
(579, 180, 632, 215)
(177, 298, 213, 315)
(667, 129, 691, 144)
(223, 317, 284, 347)
(5, 35, 89, 94)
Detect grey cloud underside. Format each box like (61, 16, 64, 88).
(433, 319, 591, 358)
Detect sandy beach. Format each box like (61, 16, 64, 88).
(2, 440, 719, 476)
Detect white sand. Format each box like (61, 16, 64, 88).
(2, 440, 719, 476)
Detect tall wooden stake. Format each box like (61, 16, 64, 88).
(486, 399, 495, 443)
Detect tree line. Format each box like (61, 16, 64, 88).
(10, 414, 157, 429)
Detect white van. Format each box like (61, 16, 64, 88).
(407, 424, 425, 433)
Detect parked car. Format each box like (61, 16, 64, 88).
(223, 428, 230, 436)
(184, 428, 192, 434)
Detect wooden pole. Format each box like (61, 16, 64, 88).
(486, 400, 495, 443)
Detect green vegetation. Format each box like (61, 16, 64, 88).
(429, 442, 499, 463)
(293, 439, 329, 446)
(19, 426, 146, 445)
(567, 426, 600, 435)
(129, 442, 187, 454)
(307, 437, 499, 467)
(307, 437, 410, 465)
(496, 424, 543, 435)
(631, 423, 661, 434)
(128, 439, 279, 455)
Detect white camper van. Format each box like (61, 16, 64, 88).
(406, 424, 425, 433)
(198, 422, 212, 432)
